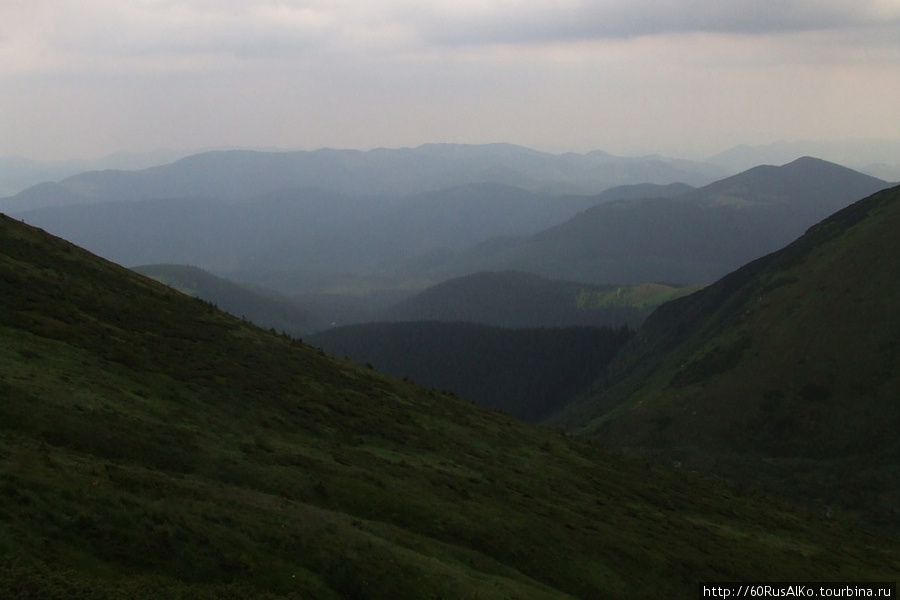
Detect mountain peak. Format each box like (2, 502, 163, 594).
(697, 154, 887, 205)
(781, 154, 862, 173)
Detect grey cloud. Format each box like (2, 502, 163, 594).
(49, 2, 337, 60)
(414, 1, 899, 45)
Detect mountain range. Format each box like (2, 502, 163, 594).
(6, 154, 890, 315)
(10, 183, 602, 283)
(0, 149, 189, 198)
(6, 206, 899, 597)
(429, 157, 890, 284)
(5, 138, 897, 202)
(0, 144, 723, 212)
(707, 139, 900, 181)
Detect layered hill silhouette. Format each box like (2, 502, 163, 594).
(9, 157, 887, 310)
(2, 200, 898, 596)
(0, 150, 188, 198)
(433, 157, 890, 284)
(0, 144, 722, 212)
(128, 266, 693, 341)
(707, 138, 900, 181)
(132, 264, 324, 335)
(553, 184, 900, 529)
(11, 183, 601, 282)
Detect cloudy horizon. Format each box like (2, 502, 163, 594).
(3, 0, 900, 161)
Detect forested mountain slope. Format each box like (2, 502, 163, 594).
(2, 209, 898, 597)
(309, 321, 632, 422)
(554, 184, 900, 529)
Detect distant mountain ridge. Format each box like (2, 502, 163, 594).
(0, 149, 188, 197)
(8, 156, 888, 309)
(432, 157, 889, 285)
(708, 139, 900, 181)
(11, 183, 603, 278)
(0, 143, 724, 212)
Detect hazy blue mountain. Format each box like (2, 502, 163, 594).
(708, 139, 900, 181)
(14, 157, 884, 307)
(12, 183, 603, 280)
(13, 197, 240, 269)
(235, 183, 605, 275)
(432, 157, 890, 285)
(0, 182, 90, 214)
(0, 149, 188, 197)
(1, 143, 725, 211)
(595, 181, 694, 202)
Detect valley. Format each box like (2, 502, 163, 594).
(1, 144, 899, 598)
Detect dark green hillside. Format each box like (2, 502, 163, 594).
(1, 213, 898, 598)
(382, 270, 698, 328)
(132, 263, 323, 335)
(555, 184, 900, 529)
(309, 321, 632, 422)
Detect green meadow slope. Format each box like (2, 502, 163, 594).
(555, 185, 900, 529)
(132, 263, 324, 335)
(1, 213, 897, 599)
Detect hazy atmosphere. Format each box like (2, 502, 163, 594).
(5, 2, 900, 598)
(3, 0, 900, 160)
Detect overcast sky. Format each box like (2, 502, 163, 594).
(3, 0, 900, 160)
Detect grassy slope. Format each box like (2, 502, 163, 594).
(132, 263, 324, 335)
(574, 282, 704, 311)
(1, 213, 898, 599)
(557, 185, 900, 528)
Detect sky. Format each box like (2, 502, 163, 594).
(2, 0, 900, 161)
